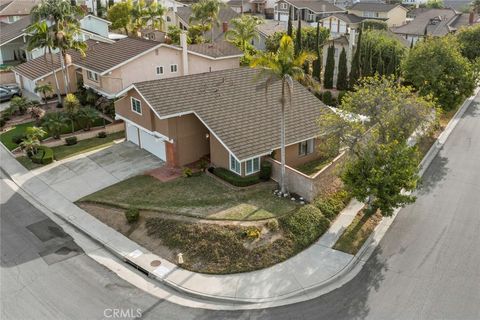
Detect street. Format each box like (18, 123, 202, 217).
(1, 92, 479, 320)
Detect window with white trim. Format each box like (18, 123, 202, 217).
(363, 11, 379, 18)
(280, 3, 287, 9)
(245, 157, 260, 175)
(87, 70, 99, 82)
(229, 154, 241, 175)
(170, 64, 178, 73)
(298, 139, 314, 156)
(131, 97, 142, 114)
(156, 66, 164, 75)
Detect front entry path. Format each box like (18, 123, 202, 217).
(27, 142, 164, 201)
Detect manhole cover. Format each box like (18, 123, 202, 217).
(150, 260, 161, 267)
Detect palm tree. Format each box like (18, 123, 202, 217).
(190, 0, 223, 43)
(77, 107, 99, 131)
(42, 111, 68, 139)
(26, 21, 62, 103)
(20, 136, 41, 156)
(225, 15, 263, 53)
(63, 93, 80, 133)
(145, 1, 166, 31)
(34, 83, 54, 107)
(251, 35, 312, 194)
(130, 0, 149, 36)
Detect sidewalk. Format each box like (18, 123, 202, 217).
(0, 143, 364, 304)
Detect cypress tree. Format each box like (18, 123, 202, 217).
(313, 22, 322, 81)
(287, 7, 293, 37)
(324, 43, 335, 89)
(336, 47, 348, 90)
(349, 28, 362, 88)
(294, 12, 302, 56)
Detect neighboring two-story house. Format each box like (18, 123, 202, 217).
(347, 2, 407, 27)
(274, 0, 346, 24)
(13, 35, 242, 99)
(114, 67, 331, 170)
(318, 12, 365, 37)
(0, 0, 39, 24)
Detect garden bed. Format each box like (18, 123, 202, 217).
(295, 156, 336, 176)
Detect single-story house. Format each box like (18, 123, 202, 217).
(115, 67, 331, 174)
(347, 2, 407, 27)
(13, 36, 242, 99)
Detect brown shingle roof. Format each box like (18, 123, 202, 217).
(348, 2, 402, 12)
(0, 0, 39, 16)
(188, 40, 242, 58)
(286, 0, 345, 13)
(73, 37, 160, 74)
(133, 67, 330, 160)
(392, 8, 457, 36)
(0, 14, 30, 45)
(14, 53, 63, 80)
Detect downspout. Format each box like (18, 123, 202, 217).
(180, 32, 189, 76)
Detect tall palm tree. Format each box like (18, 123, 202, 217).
(131, 0, 149, 36)
(145, 1, 166, 31)
(190, 0, 223, 43)
(251, 35, 312, 194)
(26, 21, 62, 103)
(42, 111, 68, 139)
(225, 15, 263, 52)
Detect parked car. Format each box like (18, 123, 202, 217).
(0, 84, 22, 102)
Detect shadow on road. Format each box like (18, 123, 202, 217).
(417, 155, 449, 196)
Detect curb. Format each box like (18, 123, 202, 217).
(1, 89, 478, 310)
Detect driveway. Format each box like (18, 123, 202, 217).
(31, 142, 164, 201)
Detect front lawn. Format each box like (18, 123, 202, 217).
(78, 174, 298, 220)
(0, 122, 35, 150)
(295, 156, 334, 176)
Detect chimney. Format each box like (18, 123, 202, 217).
(180, 32, 189, 76)
(469, 11, 474, 25)
(65, 53, 72, 65)
(222, 21, 228, 33)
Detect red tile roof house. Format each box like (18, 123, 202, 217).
(114, 67, 332, 179)
(13, 35, 243, 99)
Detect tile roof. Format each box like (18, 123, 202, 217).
(73, 37, 161, 74)
(0, 0, 39, 16)
(255, 19, 309, 37)
(392, 8, 457, 36)
(286, 0, 345, 13)
(176, 6, 240, 42)
(188, 40, 243, 58)
(327, 12, 365, 23)
(133, 67, 331, 160)
(348, 2, 402, 12)
(0, 14, 30, 45)
(14, 53, 63, 80)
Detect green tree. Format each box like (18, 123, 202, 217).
(10, 96, 31, 115)
(26, 21, 62, 103)
(361, 19, 388, 31)
(25, 126, 47, 141)
(190, 0, 223, 43)
(42, 112, 68, 139)
(251, 35, 313, 194)
(167, 25, 182, 44)
(63, 93, 80, 133)
(77, 107, 99, 131)
(426, 0, 444, 8)
(312, 22, 322, 81)
(130, 0, 149, 36)
(265, 27, 329, 53)
(472, 0, 480, 13)
(287, 6, 293, 37)
(107, 0, 133, 35)
(402, 36, 477, 111)
(323, 44, 335, 89)
(145, 1, 166, 31)
(34, 83, 54, 107)
(294, 14, 302, 57)
(336, 47, 348, 90)
(225, 15, 263, 52)
(456, 24, 480, 61)
(349, 28, 362, 88)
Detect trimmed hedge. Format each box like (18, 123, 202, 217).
(314, 190, 351, 221)
(280, 205, 330, 248)
(125, 208, 139, 224)
(65, 136, 77, 145)
(31, 146, 54, 165)
(259, 161, 272, 181)
(212, 167, 260, 187)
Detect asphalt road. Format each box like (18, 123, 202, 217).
(1, 93, 479, 320)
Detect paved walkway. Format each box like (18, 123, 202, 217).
(1, 141, 363, 304)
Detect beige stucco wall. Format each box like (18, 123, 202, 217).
(273, 138, 322, 168)
(210, 134, 229, 170)
(386, 6, 407, 27)
(115, 90, 156, 131)
(188, 54, 240, 74)
(37, 65, 77, 96)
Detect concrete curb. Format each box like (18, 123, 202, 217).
(1, 89, 478, 310)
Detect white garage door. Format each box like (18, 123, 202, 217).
(139, 129, 166, 161)
(278, 13, 289, 22)
(21, 76, 37, 96)
(126, 123, 139, 145)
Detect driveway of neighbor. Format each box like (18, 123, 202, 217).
(31, 142, 164, 201)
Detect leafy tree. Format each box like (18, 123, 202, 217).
(294, 14, 302, 57)
(25, 126, 47, 141)
(472, 0, 480, 13)
(167, 25, 182, 44)
(64, 93, 80, 133)
(225, 15, 263, 52)
(130, 0, 149, 35)
(318, 76, 437, 215)
(77, 107, 99, 131)
(190, 0, 223, 42)
(107, 0, 133, 35)
(34, 83, 54, 107)
(425, 0, 444, 8)
(361, 19, 388, 31)
(456, 24, 480, 61)
(10, 96, 31, 115)
(145, 1, 166, 31)
(336, 47, 348, 90)
(251, 35, 313, 194)
(402, 36, 477, 111)
(20, 136, 41, 156)
(42, 112, 68, 139)
(265, 27, 329, 53)
(323, 44, 335, 89)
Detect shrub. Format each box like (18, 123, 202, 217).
(2, 115, 10, 121)
(31, 146, 54, 165)
(97, 131, 107, 138)
(266, 219, 279, 232)
(182, 167, 193, 177)
(259, 161, 272, 181)
(11, 133, 26, 145)
(65, 136, 77, 145)
(244, 226, 261, 239)
(0, 118, 5, 128)
(322, 91, 333, 106)
(212, 167, 260, 187)
(280, 205, 330, 248)
(198, 159, 209, 172)
(337, 91, 347, 106)
(125, 208, 139, 224)
(314, 190, 351, 221)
